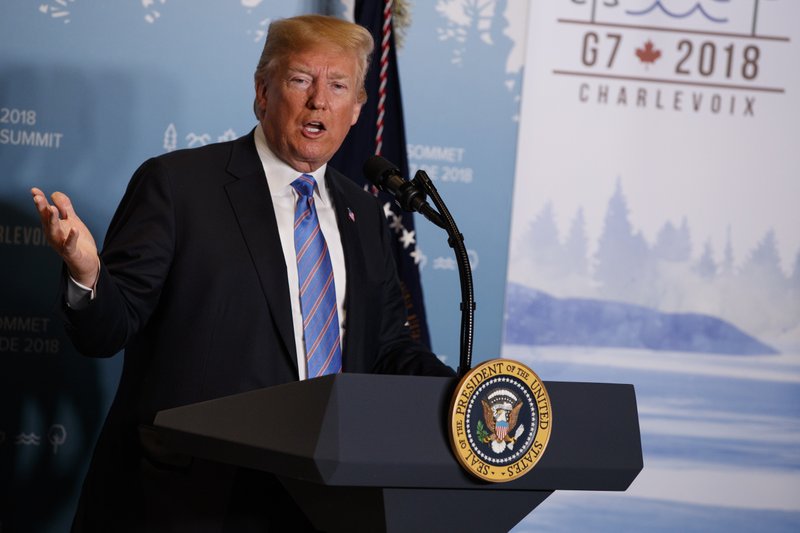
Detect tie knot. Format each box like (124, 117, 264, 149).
(291, 174, 317, 198)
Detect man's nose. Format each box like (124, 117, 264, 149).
(307, 82, 328, 110)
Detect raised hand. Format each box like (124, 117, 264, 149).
(31, 187, 100, 288)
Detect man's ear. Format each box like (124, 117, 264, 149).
(255, 80, 268, 116)
(350, 101, 363, 126)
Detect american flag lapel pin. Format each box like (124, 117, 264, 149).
(347, 207, 355, 222)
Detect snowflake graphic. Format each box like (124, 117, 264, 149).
(241, 0, 264, 10)
(436, 0, 498, 65)
(433, 256, 457, 270)
(435, 0, 527, 76)
(247, 17, 271, 42)
(38, 0, 75, 24)
(217, 129, 237, 142)
(142, 0, 166, 24)
(163, 124, 238, 151)
(185, 132, 212, 148)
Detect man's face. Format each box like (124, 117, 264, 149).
(256, 45, 363, 173)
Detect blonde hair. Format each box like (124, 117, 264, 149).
(253, 14, 374, 118)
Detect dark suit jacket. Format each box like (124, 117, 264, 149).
(62, 131, 452, 532)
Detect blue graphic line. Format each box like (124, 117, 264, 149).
(626, 1, 729, 23)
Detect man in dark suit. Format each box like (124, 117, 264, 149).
(32, 14, 453, 532)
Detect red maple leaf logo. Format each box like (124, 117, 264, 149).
(636, 40, 661, 65)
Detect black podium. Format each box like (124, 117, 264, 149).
(154, 373, 642, 532)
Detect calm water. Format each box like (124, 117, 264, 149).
(502, 346, 800, 532)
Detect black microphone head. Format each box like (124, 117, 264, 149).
(363, 155, 399, 189)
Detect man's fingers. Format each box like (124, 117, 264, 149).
(31, 187, 47, 203)
(51, 191, 76, 220)
(31, 189, 51, 217)
(63, 227, 79, 255)
(39, 205, 65, 250)
(31, 188, 96, 274)
(31, 188, 63, 247)
(48, 205, 61, 227)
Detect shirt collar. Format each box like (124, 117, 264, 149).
(253, 124, 331, 205)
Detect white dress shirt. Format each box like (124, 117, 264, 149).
(253, 125, 347, 380)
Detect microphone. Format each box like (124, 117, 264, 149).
(363, 155, 444, 227)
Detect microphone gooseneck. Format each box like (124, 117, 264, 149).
(362, 155, 474, 376)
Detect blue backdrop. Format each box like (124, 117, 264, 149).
(0, 1, 522, 531)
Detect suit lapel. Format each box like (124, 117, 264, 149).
(224, 132, 297, 373)
(326, 167, 367, 366)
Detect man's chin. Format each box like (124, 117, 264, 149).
(289, 148, 337, 173)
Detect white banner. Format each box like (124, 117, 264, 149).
(506, 1, 800, 531)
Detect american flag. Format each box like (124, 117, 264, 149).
(330, 0, 432, 347)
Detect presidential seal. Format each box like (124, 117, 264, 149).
(449, 359, 552, 482)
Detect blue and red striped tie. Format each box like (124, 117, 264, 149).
(291, 174, 342, 377)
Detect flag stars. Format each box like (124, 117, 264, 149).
(389, 216, 404, 234)
(400, 228, 416, 249)
(382, 203, 405, 233)
(410, 247, 426, 266)
(379, 201, 425, 265)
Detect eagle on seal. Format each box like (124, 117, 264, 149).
(481, 398, 524, 453)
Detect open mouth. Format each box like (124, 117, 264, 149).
(304, 121, 326, 134)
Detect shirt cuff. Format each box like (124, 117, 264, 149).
(66, 274, 95, 310)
